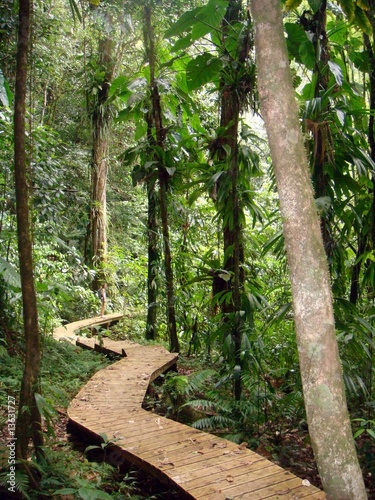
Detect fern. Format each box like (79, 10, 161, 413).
(0, 469, 30, 499)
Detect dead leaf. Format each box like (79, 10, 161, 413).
(238, 442, 247, 450)
(275, 488, 291, 495)
(159, 458, 174, 466)
(226, 475, 234, 483)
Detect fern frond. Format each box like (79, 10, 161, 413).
(192, 414, 234, 430)
(186, 369, 216, 394)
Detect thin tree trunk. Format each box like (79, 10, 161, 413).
(301, 0, 334, 260)
(217, 0, 248, 399)
(144, 2, 179, 352)
(14, 0, 43, 463)
(251, 1, 366, 498)
(146, 179, 158, 340)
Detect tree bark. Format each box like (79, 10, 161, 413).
(144, 2, 179, 352)
(89, 32, 115, 284)
(14, 0, 43, 463)
(251, 1, 366, 498)
(146, 178, 158, 340)
(217, 0, 248, 399)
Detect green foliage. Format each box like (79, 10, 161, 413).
(353, 418, 375, 440)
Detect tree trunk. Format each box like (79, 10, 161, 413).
(301, 0, 334, 260)
(14, 0, 43, 463)
(251, 1, 366, 498)
(146, 178, 158, 340)
(89, 33, 115, 285)
(216, 0, 247, 399)
(144, 2, 179, 352)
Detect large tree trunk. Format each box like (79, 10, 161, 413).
(14, 0, 43, 464)
(251, 1, 366, 498)
(89, 33, 115, 285)
(144, 3, 179, 352)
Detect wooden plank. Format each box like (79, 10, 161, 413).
(190, 470, 297, 498)
(266, 485, 326, 500)
(62, 315, 325, 500)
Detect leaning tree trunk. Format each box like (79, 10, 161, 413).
(144, 2, 179, 352)
(90, 33, 115, 285)
(251, 1, 366, 498)
(14, 0, 43, 464)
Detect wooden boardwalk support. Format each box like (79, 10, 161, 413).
(54, 316, 325, 499)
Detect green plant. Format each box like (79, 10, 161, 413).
(353, 418, 375, 440)
(54, 478, 112, 500)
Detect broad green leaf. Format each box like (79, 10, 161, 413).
(135, 120, 147, 141)
(171, 35, 193, 53)
(115, 108, 133, 122)
(354, 5, 372, 36)
(190, 113, 205, 133)
(308, 0, 323, 11)
(299, 39, 316, 70)
(353, 428, 365, 438)
(284, 0, 303, 11)
(164, 7, 201, 38)
(327, 21, 348, 45)
(186, 54, 222, 90)
(285, 23, 310, 64)
(339, 0, 355, 21)
(0, 257, 21, 288)
(348, 50, 369, 72)
(109, 75, 129, 97)
(191, 0, 228, 41)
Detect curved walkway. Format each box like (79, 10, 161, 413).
(54, 316, 325, 500)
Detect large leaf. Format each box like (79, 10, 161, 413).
(308, 0, 323, 11)
(186, 54, 222, 90)
(354, 5, 372, 36)
(299, 39, 316, 70)
(171, 34, 193, 53)
(191, 0, 229, 41)
(164, 7, 201, 38)
(0, 257, 21, 288)
(339, 0, 355, 21)
(165, 0, 228, 40)
(109, 75, 129, 97)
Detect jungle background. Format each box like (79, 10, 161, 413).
(1, 0, 375, 498)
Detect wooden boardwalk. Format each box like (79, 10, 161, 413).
(54, 316, 325, 499)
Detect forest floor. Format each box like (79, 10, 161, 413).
(1, 335, 374, 499)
